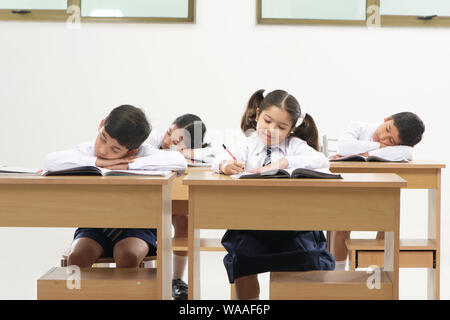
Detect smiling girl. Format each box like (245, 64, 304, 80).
(212, 89, 335, 300)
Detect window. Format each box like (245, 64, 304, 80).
(81, 0, 194, 23)
(257, 0, 450, 27)
(0, 0, 195, 23)
(257, 0, 369, 26)
(0, 0, 70, 21)
(380, 0, 450, 27)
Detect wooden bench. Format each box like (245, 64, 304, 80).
(38, 267, 157, 300)
(270, 271, 393, 300)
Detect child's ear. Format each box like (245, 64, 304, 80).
(127, 149, 138, 156)
(98, 119, 105, 131)
(255, 108, 260, 121)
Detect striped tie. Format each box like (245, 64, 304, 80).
(263, 146, 272, 166)
(103, 228, 123, 242)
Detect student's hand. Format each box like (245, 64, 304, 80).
(103, 163, 130, 170)
(180, 148, 195, 160)
(359, 152, 369, 157)
(219, 160, 245, 175)
(329, 154, 342, 160)
(248, 159, 288, 173)
(95, 157, 136, 169)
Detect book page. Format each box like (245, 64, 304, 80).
(0, 165, 40, 174)
(101, 168, 172, 176)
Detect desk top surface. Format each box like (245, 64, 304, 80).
(183, 171, 407, 188)
(0, 172, 177, 185)
(330, 159, 445, 169)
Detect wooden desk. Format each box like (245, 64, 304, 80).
(330, 160, 445, 300)
(184, 171, 406, 300)
(0, 174, 175, 300)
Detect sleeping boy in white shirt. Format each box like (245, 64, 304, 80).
(44, 105, 187, 270)
(330, 112, 425, 270)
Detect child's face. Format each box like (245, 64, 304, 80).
(162, 124, 186, 151)
(256, 106, 293, 146)
(373, 117, 401, 146)
(94, 128, 131, 160)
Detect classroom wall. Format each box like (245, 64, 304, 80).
(0, 0, 448, 299)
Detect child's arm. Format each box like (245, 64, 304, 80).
(367, 145, 413, 161)
(182, 146, 218, 162)
(211, 143, 247, 174)
(337, 122, 380, 156)
(285, 138, 329, 169)
(130, 143, 187, 175)
(43, 142, 97, 171)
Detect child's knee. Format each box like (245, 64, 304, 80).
(114, 248, 142, 268)
(68, 251, 94, 268)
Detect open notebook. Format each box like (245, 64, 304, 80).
(42, 166, 171, 177)
(330, 154, 408, 162)
(233, 168, 342, 179)
(0, 165, 41, 174)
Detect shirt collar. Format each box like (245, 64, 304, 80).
(249, 133, 289, 154)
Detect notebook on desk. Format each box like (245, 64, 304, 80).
(42, 166, 172, 177)
(330, 154, 408, 162)
(0, 165, 41, 174)
(233, 168, 342, 179)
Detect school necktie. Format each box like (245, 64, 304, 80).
(263, 145, 272, 166)
(103, 228, 123, 242)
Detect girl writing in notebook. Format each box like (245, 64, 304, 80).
(212, 89, 335, 300)
(146, 113, 218, 300)
(44, 105, 187, 269)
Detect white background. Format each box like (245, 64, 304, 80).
(0, 0, 448, 299)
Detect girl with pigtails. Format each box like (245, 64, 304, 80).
(212, 89, 335, 300)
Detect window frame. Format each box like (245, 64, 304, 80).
(378, 0, 450, 27)
(79, 0, 195, 24)
(257, 0, 450, 27)
(0, 0, 196, 23)
(256, 0, 375, 26)
(0, 0, 72, 21)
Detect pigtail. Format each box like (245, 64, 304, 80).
(240, 89, 265, 135)
(291, 113, 319, 151)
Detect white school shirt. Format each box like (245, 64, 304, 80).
(43, 140, 187, 175)
(337, 122, 413, 161)
(146, 129, 219, 163)
(211, 133, 329, 173)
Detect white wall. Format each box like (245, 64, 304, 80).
(0, 0, 448, 299)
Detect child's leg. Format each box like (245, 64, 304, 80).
(376, 231, 385, 240)
(331, 231, 351, 270)
(234, 274, 260, 300)
(172, 214, 188, 279)
(113, 237, 149, 268)
(68, 237, 104, 267)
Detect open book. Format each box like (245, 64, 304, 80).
(0, 165, 41, 174)
(42, 166, 171, 177)
(330, 154, 408, 162)
(233, 168, 342, 179)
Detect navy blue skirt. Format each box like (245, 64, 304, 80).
(74, 228, 157, 258)
(221, 230, 335, 283)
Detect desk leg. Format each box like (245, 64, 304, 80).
(157, 185, 173, 300)
(188, 189, 200, 300)
(427, 185, 441, 300)
(384, 189, 400, 300)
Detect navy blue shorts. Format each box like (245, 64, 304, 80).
(74, 228, 157, 258)
(222, 230, 335, 283)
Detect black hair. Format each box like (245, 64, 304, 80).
(240, 89, 319, 150)
(103, 104, 151, 150)
(173, 113, 209, 148)
(391, 112, 425, 147)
